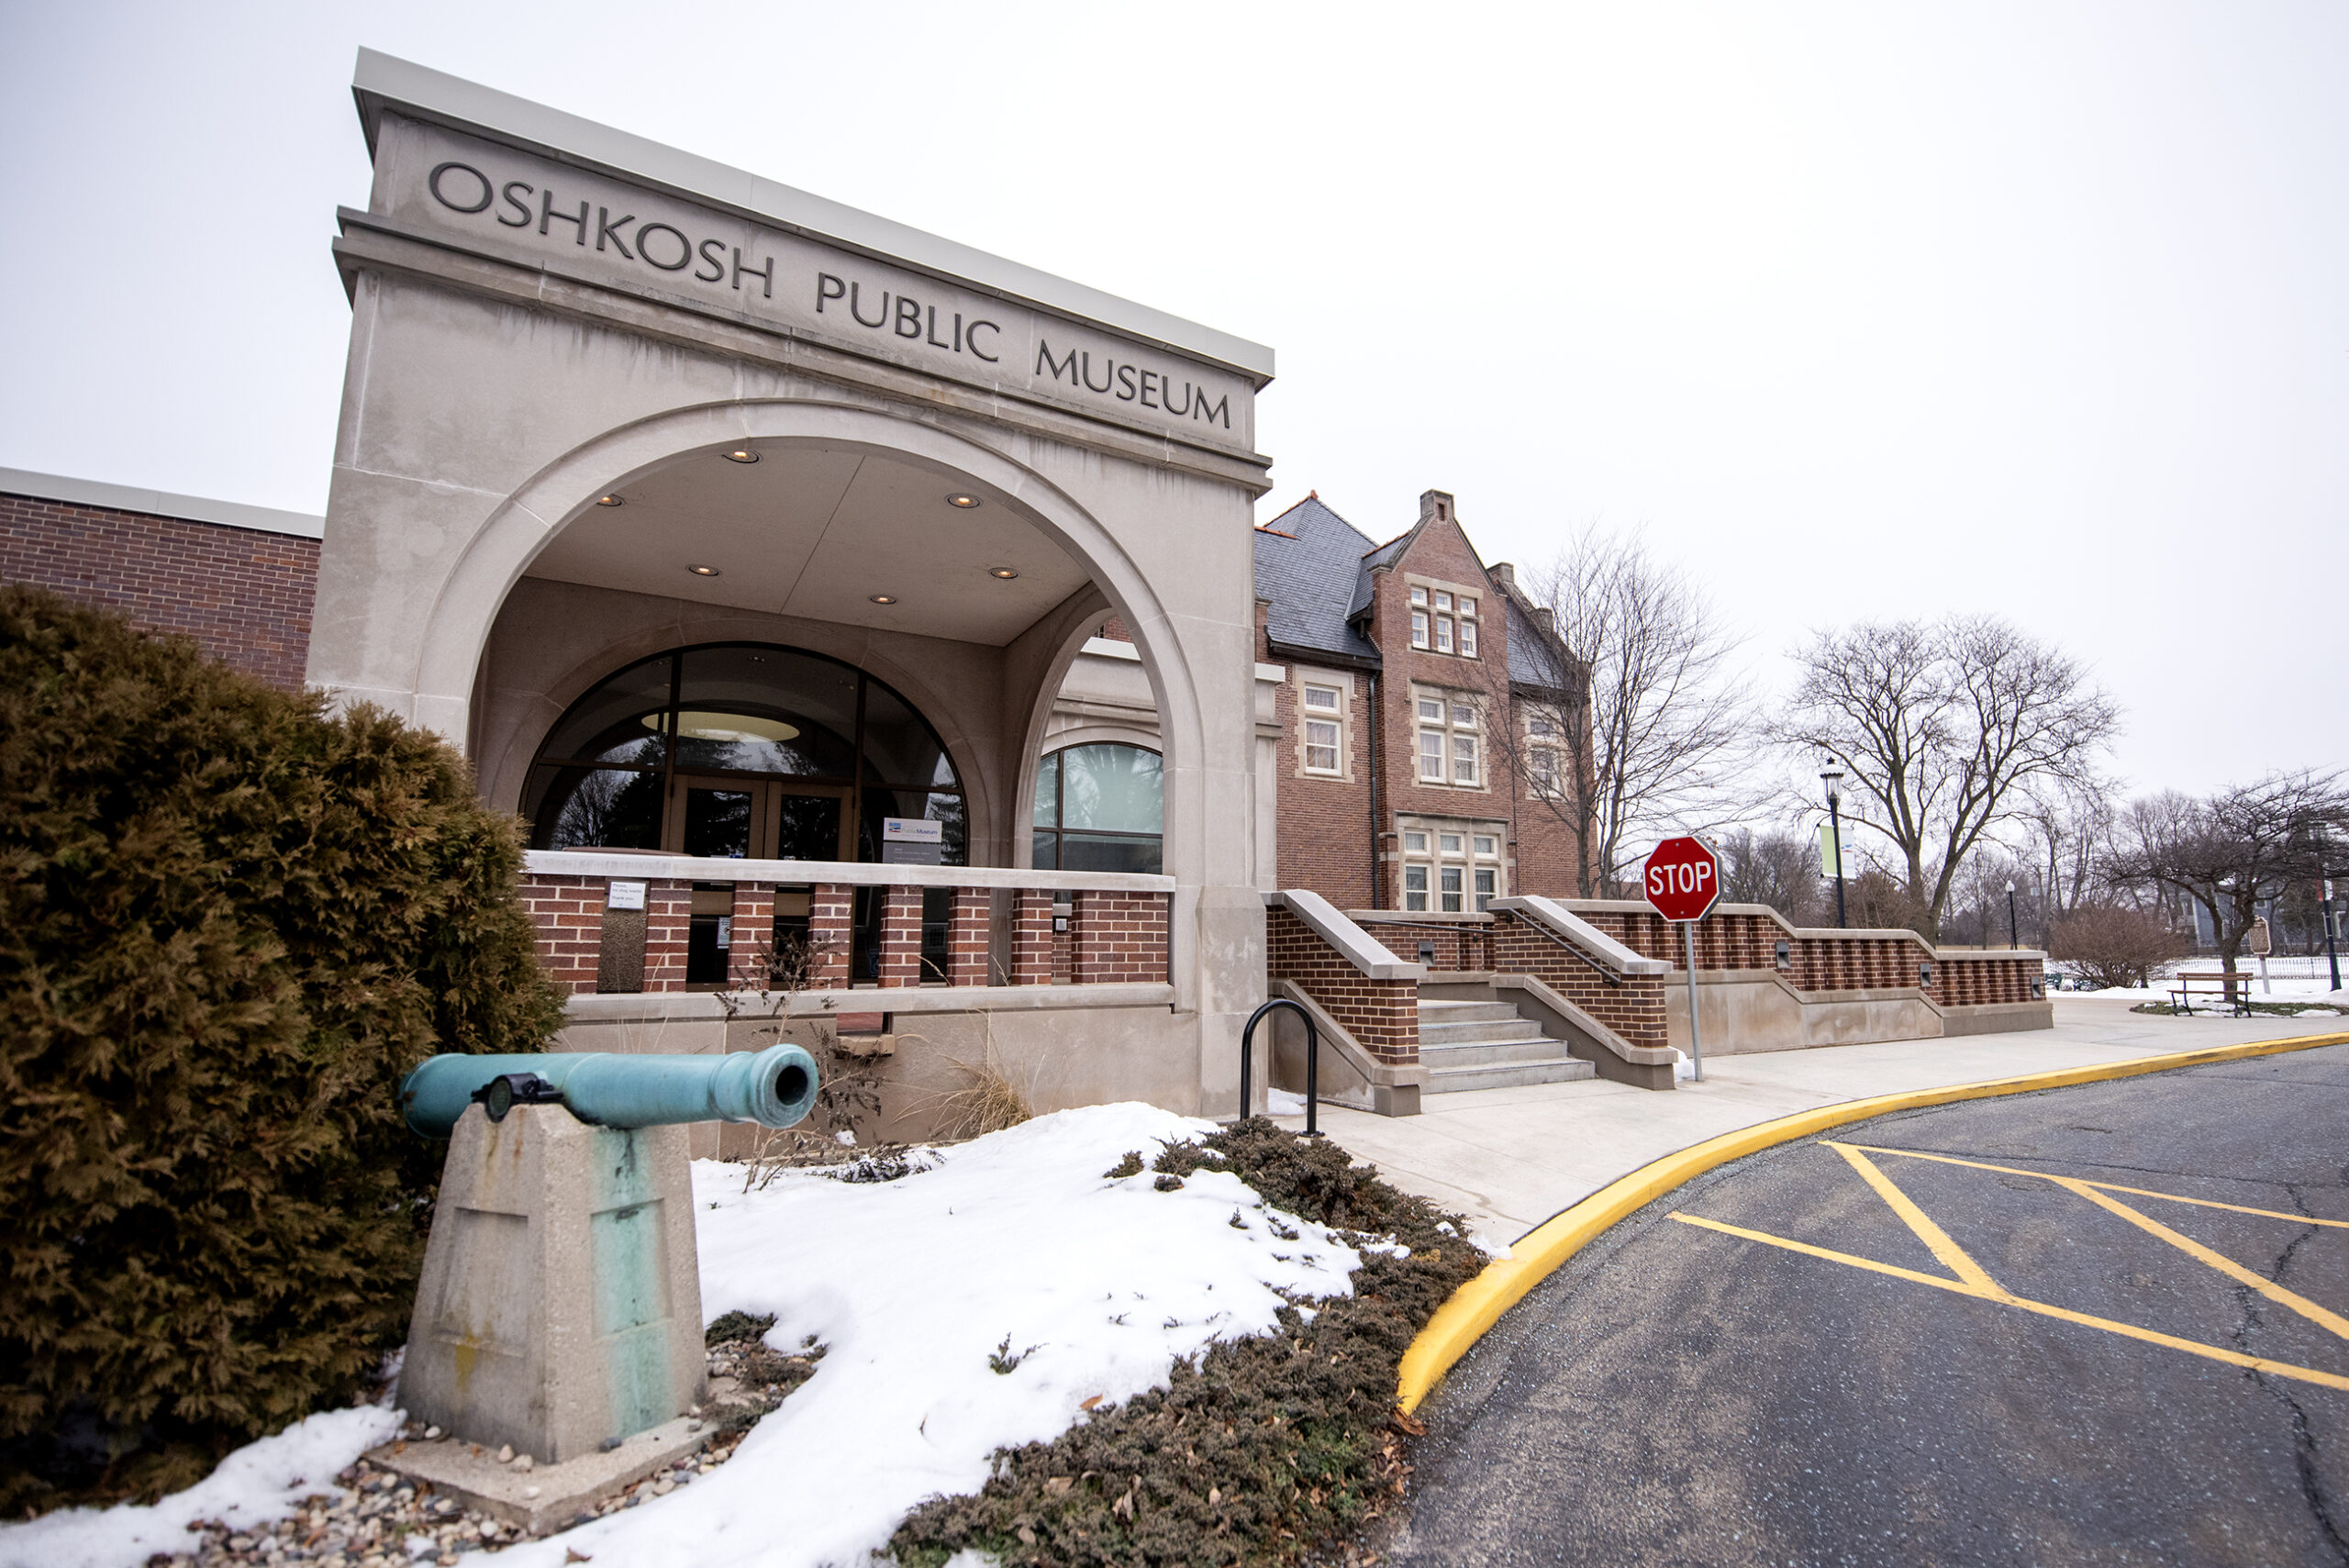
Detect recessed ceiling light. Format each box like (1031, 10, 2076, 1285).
(596, 494, 624, 507)
(687, 563, 721, 577)
(723, 448, 760, 464)
(946, 493, 982, 509)
(987, 566, 1019, 580)
(869, 594, 897, 606)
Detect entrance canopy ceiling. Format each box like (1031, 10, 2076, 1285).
(526, 444, 1096, 647)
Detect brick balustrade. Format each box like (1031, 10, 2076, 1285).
(1486, 911, 1673, 1052)
(518, 852, 1173, 998)
(1566, 902, 2045, 1007)
(1264, 900, 1419, 1065)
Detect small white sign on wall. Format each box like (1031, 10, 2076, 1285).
(606, 880, 648, 911)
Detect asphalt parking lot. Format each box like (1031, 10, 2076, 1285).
(1386, 1042, 2349, 1566)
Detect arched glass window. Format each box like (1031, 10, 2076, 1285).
(525, 644, 964, 865)
(1032, 744, 1162, 874)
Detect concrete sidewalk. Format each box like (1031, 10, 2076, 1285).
(1276, 999, 2349, 1243)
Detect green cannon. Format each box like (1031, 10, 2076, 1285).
(397, 1043, 820, 1138)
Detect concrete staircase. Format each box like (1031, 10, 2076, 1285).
(1417, 997, 1595, 1093)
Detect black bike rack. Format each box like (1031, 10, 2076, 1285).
(1239, 997, 1322, 1137)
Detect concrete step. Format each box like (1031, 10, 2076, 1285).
(1421, 1035, 1575, 1068)
(1418, 1018, 1550, 1047)
(1426, 1056, 1598, 1092)
(1418, 1000, 1520, 1025)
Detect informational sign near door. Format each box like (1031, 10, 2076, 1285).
(2249, 914, 2273, 995)
(1644, 835, 1721, 1082)
(882, 816, 944, 866)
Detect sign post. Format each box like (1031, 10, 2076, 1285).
(1643, 836, 1722, 1083)
(2248, 915, 2272, 995)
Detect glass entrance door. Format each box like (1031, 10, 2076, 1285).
(663, 776, 849, 861)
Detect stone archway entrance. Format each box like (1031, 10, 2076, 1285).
(309, 51, 1275, 1121)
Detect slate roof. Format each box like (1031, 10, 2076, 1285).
(1253, 496, 1383, 667)
(1504, 595, 1564, 691)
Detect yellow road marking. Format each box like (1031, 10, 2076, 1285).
(1397, 1028, 2349, 1413)
(1669, 1210, 2349, 1394)
(2051, 1178, 2349, 1343)
(1825, 1142, 2009, 1298)
(1843, 1143, 2349, 1230)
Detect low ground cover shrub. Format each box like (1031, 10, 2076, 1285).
(890, 1118, 1485, 1568)
(0, 587, 563, 1513)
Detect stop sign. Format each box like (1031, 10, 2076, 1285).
(1643, 835, 1720, 923)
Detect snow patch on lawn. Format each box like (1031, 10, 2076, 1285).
(507, 1100, 1359, 1567)
(0, 1405, 401, 1568)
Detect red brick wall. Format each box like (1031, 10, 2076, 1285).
(1264, 903, 1419, 1064)
(1269, 625, 1376, 908)
(1, 491, 318, 692)
(1072, 890, 1169, 984)
(1351, 917, 1491, 972)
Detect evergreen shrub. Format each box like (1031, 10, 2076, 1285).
(0, 586, 565, 1512)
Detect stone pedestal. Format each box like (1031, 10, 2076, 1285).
(397, 1104, 704, 1462)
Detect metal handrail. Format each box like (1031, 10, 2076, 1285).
(1238, 997, 1322, 1137)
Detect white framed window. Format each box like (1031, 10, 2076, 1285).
(1403, 830, 1429, 854)
(1418, 698, 1443, 724)
(1410, 611, 1430, 649)
(1474, 867, 1497, 911)
(1433, 591, 1453, 613)
(1440, 866, 1464, 913)
(1531, 748, 1558, 795)
(1458, 595, 1477, 619)
(1529, 716, 1558, 739)
(1458, 617, 1477, 657)
(1435, 616, 1453, 653)
(1440, 832, 1464, 855)
(1451, 703, 1475, 728)
(1452, 732, 1478, 785)
(1419, 728, 1445, 781)
(1409, 585, 1429, 608)
(1300, 684, 1342, 774)
(1404, 863, 1430, 912)
(1305, 719, 1340, 773)
(1474, 835, 1497, 857)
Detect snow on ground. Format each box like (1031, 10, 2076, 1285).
(488, 1100, 1362, 1568)
(0, 1406, 401, 1568)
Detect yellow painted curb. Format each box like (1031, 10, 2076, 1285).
(1395, 1027, 2349, 1413)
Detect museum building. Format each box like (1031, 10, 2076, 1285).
(4, 52, 2051, 1133)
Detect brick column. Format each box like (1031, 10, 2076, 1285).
(728, 882, 774, 989)
(876, 884, 923, 987)
(809, 883, 853, 989)
(1011, 888, 1054, 985)
(642, 880, 692, 993)
(947, 887, 992, 986)
(518, 874, 603, 995)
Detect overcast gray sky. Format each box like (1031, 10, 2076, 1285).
(4, 1, 2341, 803)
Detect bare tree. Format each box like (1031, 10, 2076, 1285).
(1494, 528, 1755, 897)
(1718, 828, 1827, 925)
(2108, 770, 2349, 981)
(1775, 615, 2121, 940)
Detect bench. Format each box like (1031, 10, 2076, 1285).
(2167, 973, 2254, 1018)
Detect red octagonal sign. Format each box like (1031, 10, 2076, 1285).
(1643, 835, 1720, 923)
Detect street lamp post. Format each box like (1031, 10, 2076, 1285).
(2319, 822, 2343, 995)
(2006, 880, 2019, 950)
(1820, 762, 1849, 929)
